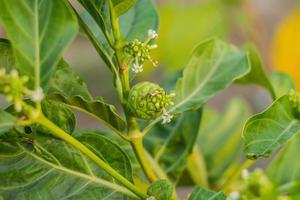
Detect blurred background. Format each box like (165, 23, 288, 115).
(0, 0, 299, 128)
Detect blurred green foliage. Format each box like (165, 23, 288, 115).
(154, 0, 229, 72)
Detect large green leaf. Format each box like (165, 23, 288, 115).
(267, 136, 300, 196)
(46, 61, 126, 132)
(270, 72, 295, 97)
(144, 109, 202, 180)
(236, 44, 276, 99)
(242, 94, 300, 159)
(171, 39, 249, 114)
(0, 131, 135, 199)
(0, 110, 16, 136)
(0, 0, 78, 88)
(193, 98, 251, 185)
(188, 187, 226, 200)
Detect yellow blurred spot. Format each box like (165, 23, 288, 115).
(272, 9, 300, 90)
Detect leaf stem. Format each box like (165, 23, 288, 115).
(36, 113, 148, 199)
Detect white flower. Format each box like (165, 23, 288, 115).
(32, 88, 44, 102)
(228, 191, 240, 200)
(241, 169, 249, 180)
(148, 29, 158, 39)
(132, 63, 143, 73)
(162, 109, 173, 124)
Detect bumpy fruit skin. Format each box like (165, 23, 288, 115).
(128, 82, 172, 120)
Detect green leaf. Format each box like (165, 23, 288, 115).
(270, 72, 295, 97)
(147, 179, 173, 200)
(144, 109, 202, 180)
(0, 0, 78, 88)
(46, 60, 126, 132)
(47, 60, 93, 100)
(0, 131, 135, 199)
(267, 136, 300, 196)
(0, 110, 16, 136)
(188, 187, 226, 200)
(243, 94, 300, 159)
(48, 94, 126, 132)
(75, 8, 116, 71)
(194, 98, 251, 185)
(236, 43, 276, 99)
(170, 39, 250, 114)
(77, 0, 108, 33)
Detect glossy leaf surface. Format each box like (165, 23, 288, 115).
(0, 131, 133, 199)
(171, 39, 249, 114)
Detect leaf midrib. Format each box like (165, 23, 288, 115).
(169, 50, 226, 114)
(261, 119, 299, 156)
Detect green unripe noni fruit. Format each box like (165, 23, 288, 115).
(128, 82, 174, 120)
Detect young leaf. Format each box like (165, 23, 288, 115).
(0, 0, 78, 88)
(171, 39, 250, 114)
(243, 94, 300, 159)
(144, 109, 202, 180)
(112, 0, 137, 16)
(270, 72, 295, 97)
(193, 98, 251, 185)
(0, 131, 135, 199)
(147, 179, 173, 200)
(188, 187, 226, 200)
(236, 43, 276, 99)
(0, 110, 16, 136)
(46, 61, 126, 132)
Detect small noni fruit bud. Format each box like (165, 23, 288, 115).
(128, 82, 174, 120)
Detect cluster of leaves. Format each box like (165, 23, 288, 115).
(0, 0, 300, 200)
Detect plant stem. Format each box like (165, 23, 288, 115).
(107, 0, 165, 187)
(222, 159, 255, 191)
(37, 113, 148, 199)
(130, 130, 158, 182)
